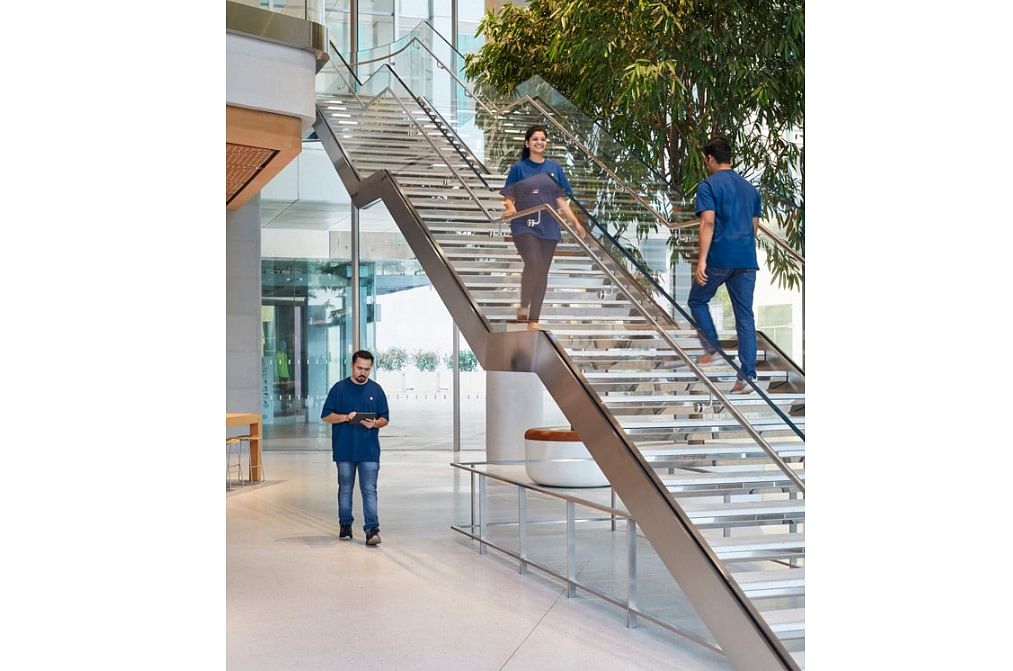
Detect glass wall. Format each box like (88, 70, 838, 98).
(260, 258, 376, 425)
(359, 0, 395, 52)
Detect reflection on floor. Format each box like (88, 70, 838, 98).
(227, 450, 734, 671)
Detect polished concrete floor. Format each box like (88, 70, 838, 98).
(227, 449, 734, 670)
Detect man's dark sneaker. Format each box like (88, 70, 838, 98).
(365, 528, 382, 546)
(339, 524, 353, 541)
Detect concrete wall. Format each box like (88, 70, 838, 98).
(227, 195, 263, 413)
(226, 33, 317, 132)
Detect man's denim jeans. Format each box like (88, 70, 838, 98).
(687, 267, 757, 381)
(337, 461, 379, 531)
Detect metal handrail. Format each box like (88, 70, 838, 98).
(325, 40, 364, 106)
(757, 223, 805, 265)
(338, 34, 495, 184)
(418, 94, 492, 180)
(453, 461, 632, 518)
(351, 64, 496, 220)
(411, 39, 496, 116)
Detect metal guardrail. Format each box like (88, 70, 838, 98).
(451, 460, 724, 652)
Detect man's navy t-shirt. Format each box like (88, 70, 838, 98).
(695, 169, 762, 270)
(321, 378, 390, 463)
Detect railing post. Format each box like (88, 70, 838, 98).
(478, 474, 487, 555)
(724, 492, 732, 538)
(610, 487, 616, 532)
(627, 518, 638, 628)
(351, 206, 360, 351)
(566, 500, 576, 597)
(789, 490, 798, 567)
(518, 488, 528, 575)
(453, 323, 460, 454)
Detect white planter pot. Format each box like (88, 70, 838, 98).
(524, 427, 608, 488)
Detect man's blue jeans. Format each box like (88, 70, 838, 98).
(687, 267, 757, 381)
(337, 461, 379, 531)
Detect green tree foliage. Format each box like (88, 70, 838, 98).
(377, 347, 409, 371)
(443, 349, 479, 372)
(464, 0, 804, 288)
(412, 349, 440, 372)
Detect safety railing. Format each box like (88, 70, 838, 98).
(452, 459, 725, 652)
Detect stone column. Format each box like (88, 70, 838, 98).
(485, 371, 544, 462)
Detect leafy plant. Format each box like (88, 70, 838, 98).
(443, 349, 479, 372)
(464, 0, 804, 289)
(412, 349, 440, 372)
(377, 347, 409, 371)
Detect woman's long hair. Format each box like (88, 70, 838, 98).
(521, 125, 549, 160)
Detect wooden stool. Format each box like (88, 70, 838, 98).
(226, 437, 246, 490)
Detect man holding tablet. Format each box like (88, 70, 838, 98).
(321, 350, 390, 545)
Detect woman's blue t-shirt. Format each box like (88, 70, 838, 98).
(500, 158, 573, 241)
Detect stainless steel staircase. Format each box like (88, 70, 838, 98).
(314, 48, 805, 671)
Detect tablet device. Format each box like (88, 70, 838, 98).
(350, 412, 377, 425)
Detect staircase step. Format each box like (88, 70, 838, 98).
(708, 533, 805, 561)
(637, 441, 805, 460)
(475, 296, 630, 306)
(617, 416, 803, 432)
(462, 277, 610, 288)
(760, 608, 805, 640)
(584, 370, 789, 383)
(662, 469, 804, 491)
(680, 499, 804, 525)
(603, 393, 804, 405)
(732, 568, 805, 599)
(566, 347, 763, 363)
(551, 327, 700, 338)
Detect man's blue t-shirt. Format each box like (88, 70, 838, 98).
(695, 169, 762, 270)
(321, 378, 390, 463)
(501, 158, 573, 241)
